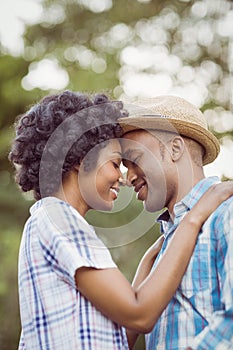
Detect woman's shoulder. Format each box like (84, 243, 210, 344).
(31, 197, 91, 234)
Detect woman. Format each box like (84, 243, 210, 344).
(9, 90, 233, 350)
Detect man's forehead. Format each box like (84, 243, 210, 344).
(121, 129, 148, 140)
(121, 148, 135, 160)
(121, 130, 164, 161)
(121, 138, 143, 150)
(121, 140, 148, 160)
(121, 130, 153, 149)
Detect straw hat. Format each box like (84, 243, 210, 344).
(119, 95, 220, 165)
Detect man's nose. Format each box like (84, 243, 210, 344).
(125, 169, 137, 187)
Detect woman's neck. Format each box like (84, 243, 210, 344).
(55, 170, 89, 217)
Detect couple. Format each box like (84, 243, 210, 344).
(9, 91, 233, 349)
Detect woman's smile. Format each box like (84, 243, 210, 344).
(109, 187, 119, 200)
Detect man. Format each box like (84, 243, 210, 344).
(119, 95, 233, 349)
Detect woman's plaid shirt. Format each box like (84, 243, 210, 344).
(18, 197, 129, 350)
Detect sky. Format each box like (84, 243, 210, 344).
(1, 0, 232, 179)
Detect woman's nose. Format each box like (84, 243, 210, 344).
(119, 176, 131, 187)
(118, 177, 126, 186)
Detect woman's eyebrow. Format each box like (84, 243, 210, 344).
(112, 151, 122, 158)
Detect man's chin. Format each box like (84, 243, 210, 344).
(143, 198, 164, 213)
(143, 200, 155, 213)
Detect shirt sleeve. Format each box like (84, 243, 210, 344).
(36, 199, 117, 289)
(18, 331, 25, 350)
(190, 198, 233, 350)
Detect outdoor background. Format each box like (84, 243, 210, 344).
(0, 0, 232, 349)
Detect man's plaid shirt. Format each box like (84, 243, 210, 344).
(146, 177, 233, 350)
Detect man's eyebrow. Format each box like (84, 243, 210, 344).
(122, 149, 134, 160)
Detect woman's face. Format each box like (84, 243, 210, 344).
(78, 139, 123, 212)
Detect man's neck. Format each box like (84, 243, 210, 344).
(168, 171, 205, 221)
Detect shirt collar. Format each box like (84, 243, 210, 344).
(157, 176, 220, 233)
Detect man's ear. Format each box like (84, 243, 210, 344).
(170, 136, 185, 161)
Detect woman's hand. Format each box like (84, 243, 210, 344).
(186, 181, 233, 227)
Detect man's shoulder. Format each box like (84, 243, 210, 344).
(203, 195, 233, 238)
(214, 195, 233, 216)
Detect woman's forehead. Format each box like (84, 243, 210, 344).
(98, 139, 122, 160)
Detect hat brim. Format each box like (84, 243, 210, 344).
(119, 116, 220, 165)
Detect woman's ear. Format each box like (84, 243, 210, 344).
(170, 136, 185, 161)
(73, 164, 80, 173)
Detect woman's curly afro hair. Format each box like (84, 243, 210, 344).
(9, 90, 128, 200)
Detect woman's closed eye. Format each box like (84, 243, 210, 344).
(112, 162, 119, 169)
(112, 160, 121, 169)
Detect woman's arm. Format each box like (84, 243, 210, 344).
(76, 182, 233, 345)
(127, 182, 233, 348)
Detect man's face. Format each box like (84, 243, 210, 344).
(121, 130, 177, 213)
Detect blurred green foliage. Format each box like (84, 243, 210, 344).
(0, 0, 232, 349)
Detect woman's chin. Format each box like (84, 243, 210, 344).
(93, 200, 114, 212)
